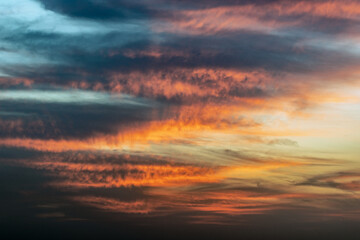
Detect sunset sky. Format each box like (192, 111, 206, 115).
(0, 0, 359, 239)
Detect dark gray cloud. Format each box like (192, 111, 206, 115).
(0, 92, 163, 140)
(297, 171, 360, 191)
(36, 0, 157, 20)
(2, 28, 358, 98)
(2, 29, 354, 73)
(35, 0, 280, 21)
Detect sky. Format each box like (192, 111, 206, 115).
(0, 0, 359, 239)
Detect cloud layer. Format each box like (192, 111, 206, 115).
(0, 0, 359, 236)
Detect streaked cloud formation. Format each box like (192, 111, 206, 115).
(0, 0, 359, 237)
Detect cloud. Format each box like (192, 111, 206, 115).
(72, 196, 155, 214)
(18, 152, 221, 188)
(4, 150, 304, 219)
(36, 0, 156, 21)
(297, 171, 360, 191)
(267, 138, 299, 146)
(1, 0, 359, 115)
(165, 1, 360, 35)
(0, 0, 360, 232)
(0, 90, 158, 140)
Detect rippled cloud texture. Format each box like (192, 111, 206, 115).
(0, 0, 359, 239)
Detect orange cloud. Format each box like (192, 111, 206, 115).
(0, 102, 262, 151)
(108, 69, 271, 102)
(155, 1, 360, 35)
(20, 152, 300, 191)
(27, 160, 221, 188)
(0, 77, 33, 87)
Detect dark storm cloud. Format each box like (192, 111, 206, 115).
(0, 27, 150, 62)
(0, 94, 162, 140)
(36, 0, 157, 20)
(2, 28, 357, 85)
(36, 0, 334, 15)
(35, 0, 281, 21)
